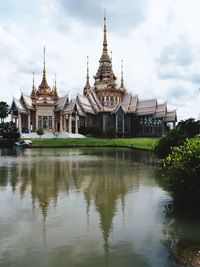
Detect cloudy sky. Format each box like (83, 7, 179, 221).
(0, 0, 200, 120)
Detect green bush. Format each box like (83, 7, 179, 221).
(36, 128, 44, 138)
(159, 138, 200, 203)
(177, 118, 200, 137)
(155, 118, 200, 159)
(0, 122, 20, 147)
(155, 128, 187, 158)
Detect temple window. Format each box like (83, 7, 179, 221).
(38, 116, 42, 128)
(48, 116, 52, 129)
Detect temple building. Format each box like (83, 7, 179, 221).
(10, 14, 176, 137)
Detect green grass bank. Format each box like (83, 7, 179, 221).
(28, 137, 158, 150)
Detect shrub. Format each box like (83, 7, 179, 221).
(159, 138, 200, 203)
(0, 122, 20, 147)
(177, 118, 200, 138)
(155, 128, 187, 158)
(155, 118, 200, 159)
(36, 128, 44, 138)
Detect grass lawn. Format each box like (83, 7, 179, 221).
(28, 138, 158, 150)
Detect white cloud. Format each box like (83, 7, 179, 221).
(0, 0, 200, 120)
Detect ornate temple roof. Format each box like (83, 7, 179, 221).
(36, 47, 51, 96)
(93, 12, 118, 90)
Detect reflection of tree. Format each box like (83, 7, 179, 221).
(162, 203, 200, 266)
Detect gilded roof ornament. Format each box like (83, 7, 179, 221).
(37, 46, 51, 95)
(83, 56, 91, 96)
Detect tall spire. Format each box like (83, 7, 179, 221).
(32, 72, 35, 89)
(103, 9, 108, 53)
(55, 73, 57, 89)
(121, 59, 124, 88)
(30, 72, 36, 99)
(52, 73, 58, 100)
(43, 46, 46, 73)
(83, 56, 91, 95)
(38, 46, 51, 94)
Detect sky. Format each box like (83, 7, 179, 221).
(0, 0, 200, 121)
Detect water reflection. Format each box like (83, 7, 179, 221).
(0, 148, 176, 267)
(162, 203, 200, 266)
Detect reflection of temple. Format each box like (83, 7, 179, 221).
(10, 13, 176, 137)
(2, 148, 157, 256)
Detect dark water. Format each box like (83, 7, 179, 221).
(0, 148, 199, 267)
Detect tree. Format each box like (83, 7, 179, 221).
(0, 122, 20, 147)
(0, 101, 9, 123)
(159, 138, 200, 204)
(177, 118, 200, 137)
(155, 118, 200, 158)
(155, 128, 187, 158)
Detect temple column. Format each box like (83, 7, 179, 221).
(115, 114, 118, 134)
(68, 114, 72, 134)
(28, 112, 31, 133)
(75, 112, 78, 134)
(52, 114, 55, 130)
(64, 116, 66, 132)
(36, 111, 38, 129)
(60, 113, 63, 132)
(18, 113, 22, 132)
(103, 114, 106, 133)
(122, 113, 125, 137)
(173, 122, 176, 129)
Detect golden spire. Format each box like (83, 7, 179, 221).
(32, 72, 35, 89)
(52, 73, 58, 100)
(83, 56, 91, 95)
(43, 46, 46, 73)
(121, 59, 124, 88)
(55, 73, 57, 90)
(103, 9, 108, 53)
(38, 46, 51, 93)
(86, 56, 90, 87)
(30, 72, 36, 99)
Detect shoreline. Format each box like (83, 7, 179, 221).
(28, 145, 153, 151)
(23, 137, 157, 151)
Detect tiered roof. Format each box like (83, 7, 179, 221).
(11, 13, 176, 124)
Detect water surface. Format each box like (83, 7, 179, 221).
(0, 148, 199, 267)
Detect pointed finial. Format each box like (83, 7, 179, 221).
(103, 9, 108, 53)
(83, 56, 90, 95)
(32, 72, 35, 89)
(86, 56, 89, 81)
(121, 59, 124, 88)
(55, 73, 57, 89)
(43, 46, 46, 72)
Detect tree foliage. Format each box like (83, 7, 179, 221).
(155, 128, 187, 158)
(0, 122, 20, 147)
(36, 128, 44, 138)
(159, 138, 200, 203)
(0, 101, 9, 123)
(177, 118, 200, 137)
(155, 118, 200, 158)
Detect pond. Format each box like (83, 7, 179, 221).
(0, 148, 199, 267)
